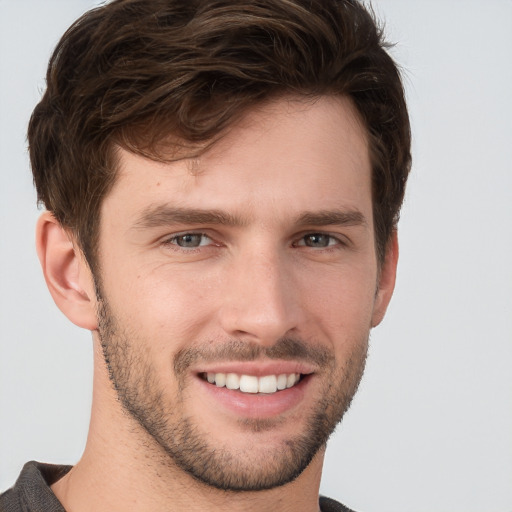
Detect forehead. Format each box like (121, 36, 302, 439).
(104, 95, 372, 227)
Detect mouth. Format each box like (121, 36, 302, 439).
(195, 365, 313, 418)
(200, 372, 302, 395)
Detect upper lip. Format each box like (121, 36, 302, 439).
(194, 360, 316, 377)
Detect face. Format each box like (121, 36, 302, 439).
(94, 96, 394, 491)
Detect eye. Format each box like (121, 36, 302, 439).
(166, 233, 212, 249)
(296, 233, 340, 248)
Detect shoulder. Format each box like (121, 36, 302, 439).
(0, 461, 71, 512)
(320, 495, 359, 512)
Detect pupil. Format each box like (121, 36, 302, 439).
(179, 234, 200, 247)
(307, 234, 328, 247)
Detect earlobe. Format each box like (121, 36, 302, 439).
(371, 231, 399, 328)
(36, 212, 98, 331)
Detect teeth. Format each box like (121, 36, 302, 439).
(214, 373, 226, 387)
(287, 373, 299, 389)
(240, 375, 259, 393)
(225, 373, 240, 390)
(276, 374, 287, 390)
(205, 372, 301, 394)
(258, 375, 277, 393)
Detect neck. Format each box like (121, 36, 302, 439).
(51, 342, 324, 512)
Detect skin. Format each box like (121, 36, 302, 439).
(37, 95, 398, 512)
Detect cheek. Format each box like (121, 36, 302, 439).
(300, 265, 377, 340)
(104, 262, 222, 345)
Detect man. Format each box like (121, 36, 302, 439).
(0, 0, 411, 510)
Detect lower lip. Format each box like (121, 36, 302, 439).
(196, 375, 309, 419)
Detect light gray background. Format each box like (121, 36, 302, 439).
(1, 1, 511, 511)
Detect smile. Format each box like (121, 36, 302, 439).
(201, 372, 301, 394)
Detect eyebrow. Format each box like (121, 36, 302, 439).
(133, 205, 367, 230)
(296, 210, 367, 228)
(133, 206, 247, 229)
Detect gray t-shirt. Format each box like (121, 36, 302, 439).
(0, 461, 356, 512)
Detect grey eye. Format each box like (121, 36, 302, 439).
(173, 234, 206, 248)
(302, 234, 334, 248)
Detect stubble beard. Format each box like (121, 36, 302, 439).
(96, 293, 368, 492)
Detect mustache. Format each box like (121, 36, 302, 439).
(174, 337, 334, 377)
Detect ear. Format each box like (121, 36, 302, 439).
(371, 231, 399, 327)
(36, 211, 98, 331)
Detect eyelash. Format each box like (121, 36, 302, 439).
(162, 232, 213, 250)
(293, 233, 346, 249)
(161, 231, 347, 252)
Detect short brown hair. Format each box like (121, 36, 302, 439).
(29, 0, 411, 269)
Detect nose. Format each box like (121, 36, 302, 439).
(218, 246, 302, 346)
